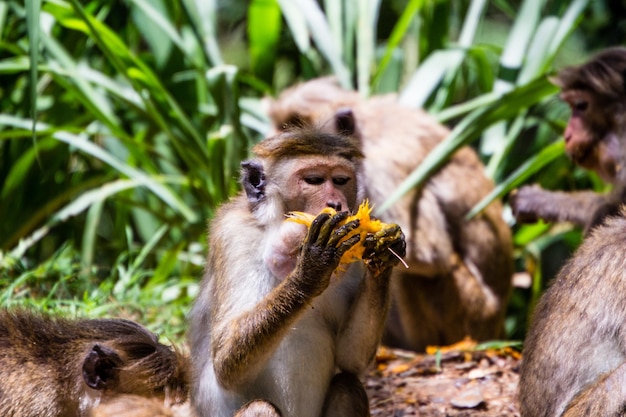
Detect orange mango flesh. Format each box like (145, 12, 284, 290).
(286, 201, 385, 265)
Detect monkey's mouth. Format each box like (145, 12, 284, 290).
(568, 146, 594, 169)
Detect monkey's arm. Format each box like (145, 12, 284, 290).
(510, 184, 610, 227)
(561, 361, 626, 417)
(211, 213, 360, 390)
(336, 225, 406, 374)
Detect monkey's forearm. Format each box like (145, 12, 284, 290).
(511, 186, 608, 227)
(336, 269, 392, 375)
(451, 255, 500, 319)
(211, 276, 313, 390)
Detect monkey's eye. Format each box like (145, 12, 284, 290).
(304, 176, 325, 185)
(333, 177, 350, 186)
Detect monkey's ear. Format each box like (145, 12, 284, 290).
(82, 344, 122, 390)
(335, 108, 356, 136)
(241, 160, 266, 203)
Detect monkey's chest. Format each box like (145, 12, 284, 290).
(249, 271, 364, 417)
(254, 321, 339, 417)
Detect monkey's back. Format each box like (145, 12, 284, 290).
(519, 212, 626, 417)
(0, 309, 187, 417)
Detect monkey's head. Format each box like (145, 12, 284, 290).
(552, 47, 626, 182)
(265, 77, 361, 138)
(81, 319, 189, 405)
(241, 129, 365, 224)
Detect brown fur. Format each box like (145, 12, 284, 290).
(0, 309, 189, 417)
(253, 128, 363, 161)
(266, 78, 513, 351)
(90, 395, 195, 417)
(518, 208, 626, 417)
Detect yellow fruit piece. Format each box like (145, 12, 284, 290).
(286, 201, 384, 264)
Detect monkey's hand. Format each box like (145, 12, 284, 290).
(293, 211, 361, 298)
(509, 185, 547, 223)
(362, 224, 406, 276)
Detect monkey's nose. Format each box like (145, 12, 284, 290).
(327, 202, 342, 211)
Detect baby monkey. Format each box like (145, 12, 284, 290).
(0, 309, 189, 417)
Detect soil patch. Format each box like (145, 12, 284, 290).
(366, 342, 521, 416)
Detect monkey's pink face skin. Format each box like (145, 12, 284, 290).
(562, 90, 594, 164)
(273, 155, 358, 215)
(561, 90, 622, 182)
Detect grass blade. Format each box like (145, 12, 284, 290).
(25, 0, 41, 144)
(378, 77, 558, 214)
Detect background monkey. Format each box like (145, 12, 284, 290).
(0, 309, 189, 417)
(189, 129, 406, 417)
(265, 79, 513, 351)
(518, 208, 626, 416)
(511, 47, 626, 234)
(91, 394, 194, 417)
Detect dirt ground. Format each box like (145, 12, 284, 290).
(366, 340, 521, 416)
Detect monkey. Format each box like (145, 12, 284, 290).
(517, 207, 626, 417)
(264, 77, 514, 351)
(188, 128, 406, 417)
(510, 47, 626, 234)
(0, 308, 189, 417)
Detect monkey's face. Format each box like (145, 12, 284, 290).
(273, 155, 358, 215)
(561, 89, 623, 182)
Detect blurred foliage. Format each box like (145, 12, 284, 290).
(0, 0, 620, 342)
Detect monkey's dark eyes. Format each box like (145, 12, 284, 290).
(304, 177, 324, 185)
(573, 101, 588, 111)
(333, 177, 350, 186)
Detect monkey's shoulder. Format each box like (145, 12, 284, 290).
(532, 212, 626, 330)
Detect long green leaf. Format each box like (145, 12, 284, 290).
(399, 0, 486, 108)
(248, 0, 281, 80)
(281, 0, 351, 88)
(466, 140, 565, 219)
(0, 115, 197, 222)
(372, 0, 423, 87)
(25, 0, 41, 146)
(53, 0, 208, 166)
(398, 49, 465, 108)
(378, 77, 558, 214)
(181, 0, 223, 66)
(276, 0, 311, 53)
(355, 0, 380, 94)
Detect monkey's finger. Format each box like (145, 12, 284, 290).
(308, 212, 332, 243)
(328, 219, 360, 247)
(336, 234, 362, 258)
(361, 224, 401, 248)
(317, 211, 349, 244)
(375, 224, 402, 239)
